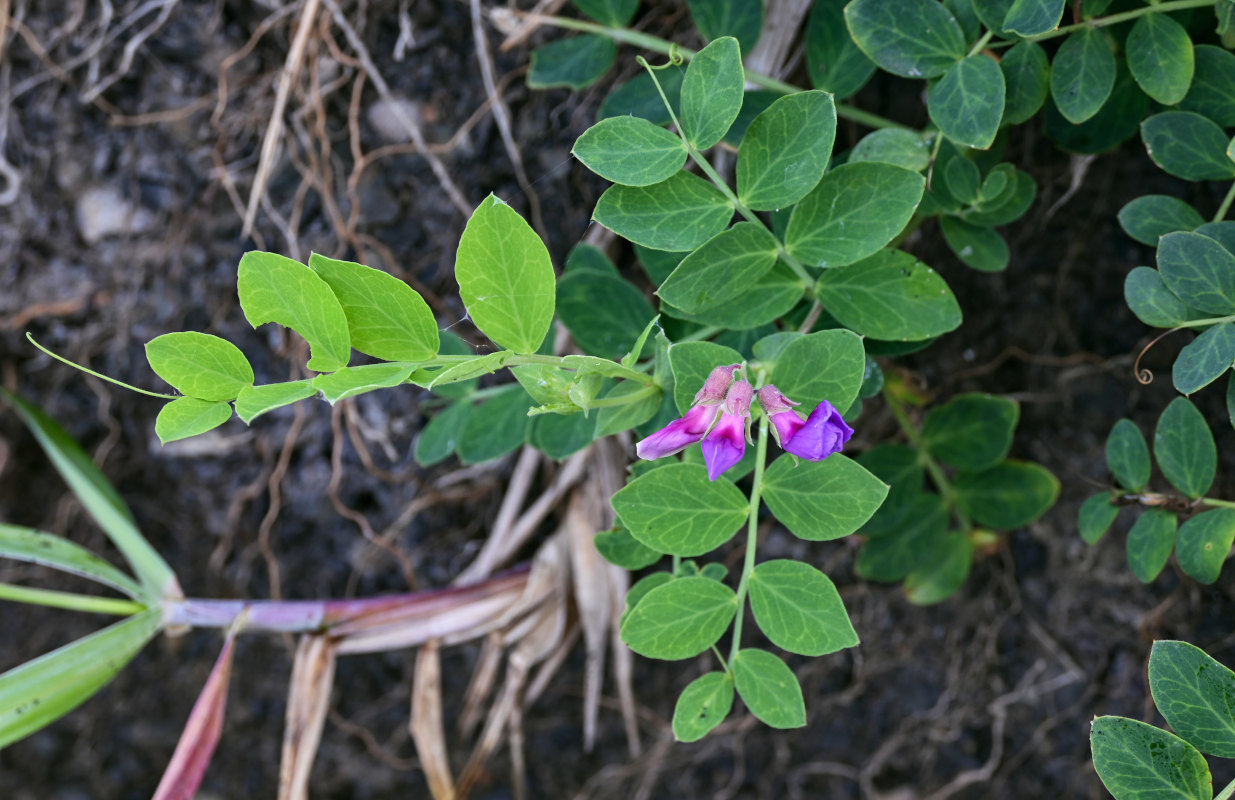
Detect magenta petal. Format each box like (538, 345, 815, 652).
(783, 400, 853, 461)
(701, 412, 746, 481)
(768, 410, 805, 447)
(635, 404, 713, 460)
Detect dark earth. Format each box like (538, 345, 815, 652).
(3, 1, 1235, 798)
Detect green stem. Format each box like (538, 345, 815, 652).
(0, 582, 148, 616)
(1215, 777, 1235, 800)
(27, 333, 177, 400)
(528, 14, 905, 130)
(967, 30, 995, 57)
(728, 412, 769, 667)
(1027, 0, 1215, 42)
(1215, 181, 1235, 223)
(883, 389, 972, 531)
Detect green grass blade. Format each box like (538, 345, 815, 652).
(0, 524, 144, 599)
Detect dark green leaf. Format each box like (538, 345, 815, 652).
(530, 412, 596, 459)
(736, 91, 837, 211)
(749, 560, 858, 656)
(572, 117, 687, 186)
(1142, 112, 1235, 181)
(1174, 322, 1235, 395)
(593, 171, 734, 252)
(762, 455, 888, 542)
(954, 460, 1060, 530)
(785, 163, 925, 268)
(668, 341, 743, 414)
(1155, 397, 1216, 498)
(672, 672, 734, 742)
(857, 493, 948, 581)
(680, 37, 745, 150)
(943, 157, 981, 205)
(1157, 231, 1235, 315)
(1126, 14, 1194, 106)
(145, 333, 253, 401)
(456, 384, 532, 464)
(769, 329, 866, 414)
(1050, 27, 1116, 125)
(904, 530, 973, 605)
(1106, 418, 1151, 491)
(1044, 62, 1150, 154)
(1180, 45, 1235, 127)
(572, 0, 638, 27)
(595, 383, 662, 437)
(856, 444, 924, 527)
(414, 400, 471, 467)
(662, 261, 804, 329)
(1091, 716, 1210, 800)
(849, 129, 931, 171)
(658, 222, 779, 313)
(688, 0, 763, 53)
(237, 251, 350, 372)
(595, 525, 663, 569)
(1175, 509, 1235, 585)
(929, 55, 1005, 150)
(732, 648, 806, 728)
(1150, 640, 1235, 756)
(805, 0, 876, 98)
(962, 169, 1037, 226)
(1002, 0, 1065, 37)
(634, 243, 683, 285)
(971, 0, 1014, 35)
(1079, 492, 1119, 545)
(1197, 221, 1235, 256)
(1127, 508, 1178, 583)
(815, 250, 962, 340)
(611, 463, 749, 556)
(939, 217, 1010, 272)
(620, 577, 737, 659)
(844, 0, 966, 79)
(556, 270, 656, 360)
(597, 68, 685, 126)
(527, 35, 615, 90)
(1124, 267, 1192, 329)
(1118, 196, 1204, 246)
(922, 393, 1018, 471)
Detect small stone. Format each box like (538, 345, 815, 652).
(366, 97, 422, 144)
(75, 186, 154, 243)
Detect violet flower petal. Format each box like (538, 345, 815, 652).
(701, 411, 746, 481)
(782, 400, 853, 461)
(635, 404, 715, 460)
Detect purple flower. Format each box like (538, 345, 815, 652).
(635, 364, 755, 481)
(635, 403, 718, 461)
(700, 379, 753, 480)
(757, 385, 853, 461)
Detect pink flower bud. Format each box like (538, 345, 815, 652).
(693, 364, 741, 406)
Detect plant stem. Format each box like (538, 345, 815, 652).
(967, 30, 995, 57)
(883, 389, 972, 531)
(1215, 181, 1235, 223)
(524, 13, 905, 130)
(728, 412, 769, 667)
(1028, 0, 1215, 41)
(0, 583, 147, 616)
(1215, 777, 1235, 800)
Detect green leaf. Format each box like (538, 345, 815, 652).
(556, 270, 656, 361)
(658, 222, 779, 313)
(1126, 14, 1194, 106)
(815, 249, 962, 340)
(1155, 397, 1216, 498)
(414, 400, 471, 467)
(572, 0, 638, 27)
(954, 460, 1060, 530)
(1050, 28, 1116, 125)
(635, 243, 684, 285)
(237, 251, 351, 372)
(786, 162, 924, 268)
(1198, 221, 1235, 255)
(1118, 196, 1204, 247)
(145, 333, 253, 401)
(1175, 509, 1235, 585)
(307, 253, 438, 362)
(1180, 45, 1235, 127)
(687, 0, 763, 53)
(971, 0, 1014, 35)
(0, 524, 144, 599)
(1079, 493, 1119, 545)
(1158, 231, 1235, 315)
(856, 444, 924, 529)
(530, 412, 596, 459)
(611, 463, 749, 556)
(939, 217, 1010, 272)
(1174, 322, 1235, 395)
(1106, 418, 1152, 491)
(943, 157, 981, 204)
(595, 382, 662, 437)
(1142, 112, 1235, 181)
(154, 397, 232, 445)
(680, 37, 745, 150)
(313, 363, 414, 404)
(415, 332, 480, 399)
(511, 365, 575, 408)
(234, 381, 317, 424)
(672, 672, 734, 742)
(0, 608, 161, 749)
(597, 68, 685, 127)
(997, 41, 1047, 124)
(732, 648, 805, 729)
(849, 129, 930, 172)
(1044, 60, 1150, 154)
(572, 117, 686, 187)
(904, 530, 974, 605)
(929, 55, 1005, 150)
(594, 171, 734, 252)
(1091, 716, 1211, 800)
(844, 0, 966, 79)
(456, 384, 532, 464)
(963, 169, 1037, 226)
(922, 393, 1019, 471)
(621, 572, 673, 626)
(668, 340, 744, 414)
(1002, 0, 1065, 37)
(1127, 508, 1178, 583)
(805, 0, 876, 98)
(527, 35, 615, 90)
(1124, 267, 1191, 329)
(595, 525, 663, 569)
(1150, 640, 1235, 756)
(456, 194, 555, 354)
(749, 560, 858, 656)
(619, 577, 737, 659)
(762, 455, 888, 542)
(4, 393, 174, 600)
(421, 351, 510, 390)
(769, 329, 866, 413)
(662, 261, 804, 329)
(857, 493, 948, 581)
(736, 91, 837, 211)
